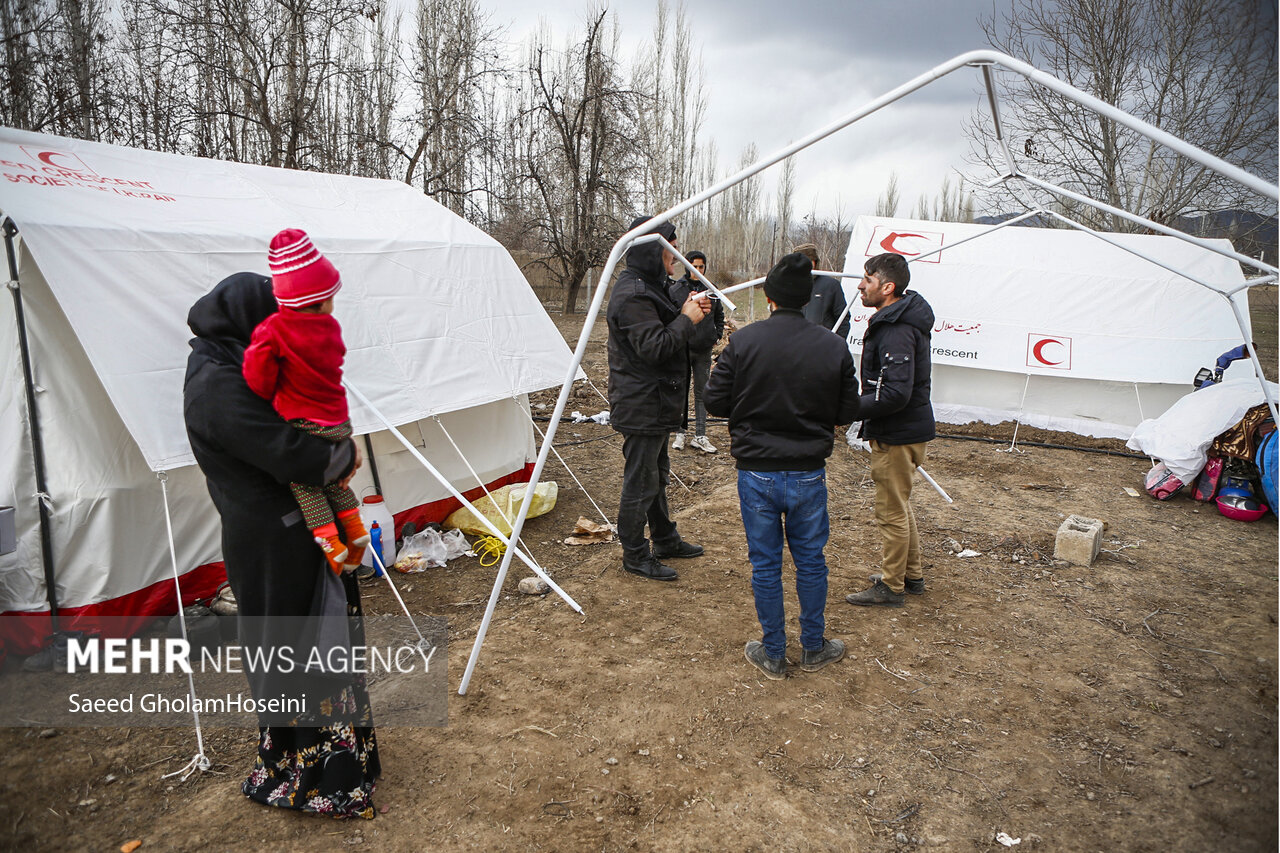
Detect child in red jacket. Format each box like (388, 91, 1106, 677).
(243, 228, 370, 574)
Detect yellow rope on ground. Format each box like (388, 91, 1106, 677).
(474, 535, 507, 567)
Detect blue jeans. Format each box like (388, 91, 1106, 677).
(737, 469, 830, 659)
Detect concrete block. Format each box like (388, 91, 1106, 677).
(1054, 514, 1104, 566)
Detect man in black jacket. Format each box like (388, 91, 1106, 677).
(668, 250, 724, 454)
(793, 243, 851, 340)
(705, 253, 859, 679)
(844, 252, 936, 608)
(607, 216, 711, 581)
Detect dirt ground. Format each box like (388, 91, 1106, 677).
(1, 312, 1276, 852)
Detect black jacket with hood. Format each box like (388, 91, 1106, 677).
(857, 290, 936, 445)
(183, 272, 359, 713)
(704, 308, 860, 471)
(803, 274, 851, 340)
(606, 219, 696, 434)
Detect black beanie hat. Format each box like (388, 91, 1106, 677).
(764, 252, 813, 309)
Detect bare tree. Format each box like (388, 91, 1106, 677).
(398, 0, 505, 217)
(970, 0, 1278, 229)
(775, 154, 795, 258)
(518, 9, 638, 313)
(875, 172, 901, 217)
(632, 0, 707, 215)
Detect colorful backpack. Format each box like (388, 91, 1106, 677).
(1191, 456, 1224, 502)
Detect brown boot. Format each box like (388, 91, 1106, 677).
(844, 579, 904, 608)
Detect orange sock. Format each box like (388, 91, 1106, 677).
(312, 522, 347, 575)
(337, 509, 371, 569)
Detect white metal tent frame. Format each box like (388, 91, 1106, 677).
(457, 48, 1279, 695)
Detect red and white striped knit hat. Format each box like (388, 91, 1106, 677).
(267, 228, 342, 308)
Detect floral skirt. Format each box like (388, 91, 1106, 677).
(241, 685, 381, 820)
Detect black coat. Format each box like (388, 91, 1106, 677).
(857, 290, 936, 445)
(668, 275, 724, 353)
(606, 223, 696, 434)
(704, 308, 860, 471)
(803, 274, 851, 339)
(183, 273, 357, 711)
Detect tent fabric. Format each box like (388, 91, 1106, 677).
(0, 129, 575, 647)
(842, 216, 1252, 439)
(0, 127, 575, 471)
(1125, 379, 1279, 483)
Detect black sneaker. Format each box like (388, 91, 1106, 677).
(845, 580, 905, 608)
(622, 554, 679, 581)
(800, 638, 846, 672)
(652, 540, 704, 559)
(869, 573, 925, 595)
(744, 641, 787, 680)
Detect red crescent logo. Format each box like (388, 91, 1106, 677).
(880, 232, 925, 255)
(1032, 338, 1064, 366)
(37, 151, 78, 170)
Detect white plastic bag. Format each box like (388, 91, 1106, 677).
(846, 421, 870, 452)
(441, 528, 470, 560)
(394, 528, 447, 573)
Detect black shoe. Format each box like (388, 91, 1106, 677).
(800, 638, 846, 672)
(744, 641, 787, 680)
(845, 580, 905, 608)
(652, 540, 704, 559)
(869, 573, 925, 595)
(622, 554, 679, 581)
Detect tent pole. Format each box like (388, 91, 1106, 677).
(1222, 293, 1280, 427)
(362, 434, 383, 496)
(3, 219, 60, 638)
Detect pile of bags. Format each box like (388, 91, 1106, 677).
(1129, 379, 1277, 521)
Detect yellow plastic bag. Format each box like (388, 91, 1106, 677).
(444, 481, 558, 538)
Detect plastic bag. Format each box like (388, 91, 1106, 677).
(441, 528, 470, 560)
(394, 528, 448, 572)
(846, 422, 870, 453)
(444, 482, 558, 537)
(394, 527, 473, 572)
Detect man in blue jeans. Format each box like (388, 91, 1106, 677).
(705, 252, 860, 678)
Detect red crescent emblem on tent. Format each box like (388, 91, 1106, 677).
(1032, 338, 1064, 365)
(37, 151, 78, 170)
(880, 232, 925, 255)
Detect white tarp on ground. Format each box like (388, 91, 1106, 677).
(841, 216, 1253, 438)
(0, 128, 574, 618)
(1126, 379, 1279, 482)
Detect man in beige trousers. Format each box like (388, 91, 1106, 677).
(844, 252, 936, 607)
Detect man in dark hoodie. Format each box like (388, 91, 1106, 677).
(844, 252, 936, 608)
(607, 216, 711, 581)
(705, 253, 859, 679)
(793, 242, 851, 340)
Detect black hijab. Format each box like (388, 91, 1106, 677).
(186, 272, 277, 365)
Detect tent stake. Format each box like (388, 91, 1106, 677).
(3, 218, 61, 639)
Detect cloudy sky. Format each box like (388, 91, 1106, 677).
(483, 0, 998, 220)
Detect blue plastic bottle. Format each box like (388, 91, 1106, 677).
(370, 522, 384, 577)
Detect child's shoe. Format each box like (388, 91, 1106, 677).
(312, 522, 348, 575)
(338, 509, 371, 571)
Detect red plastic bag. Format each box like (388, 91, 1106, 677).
(1144, 462, 1185, 500)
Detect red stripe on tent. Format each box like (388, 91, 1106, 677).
(0, 561, 228, 656)
(392, 462, 534, 536)
(0, 463, 535, 657)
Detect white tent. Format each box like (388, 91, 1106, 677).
(0, 127, 575, 653)
(840, 215, 1254, 439)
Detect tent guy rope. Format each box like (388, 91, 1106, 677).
(156, 472, 211, 782)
